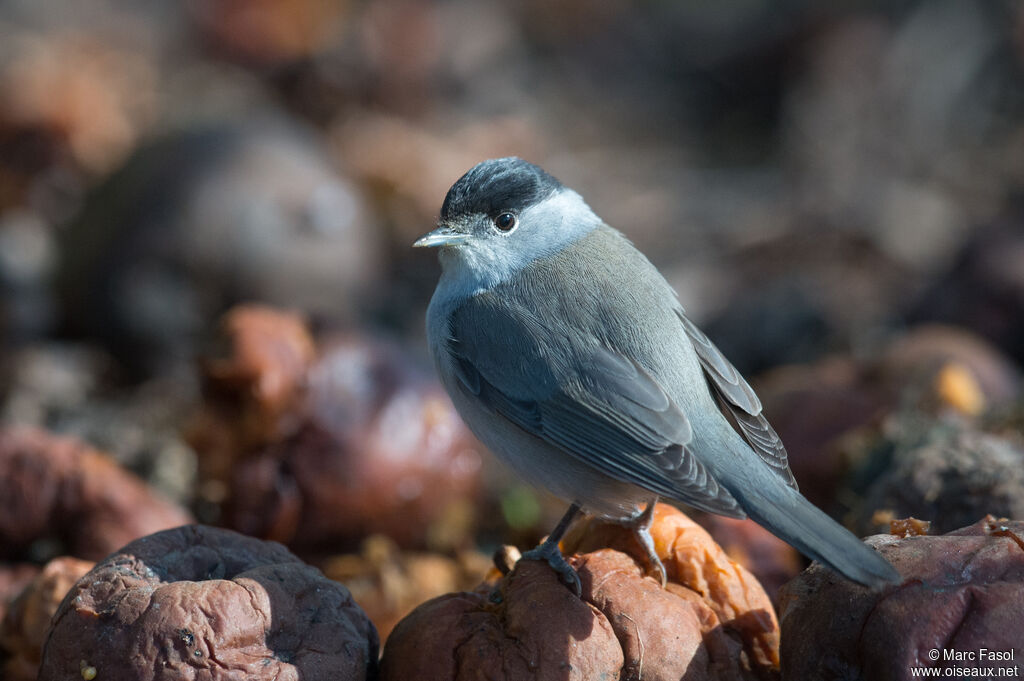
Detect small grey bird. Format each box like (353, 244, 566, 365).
(415, 157, 899, 592)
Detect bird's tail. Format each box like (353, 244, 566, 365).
(725, 473, 900, 588)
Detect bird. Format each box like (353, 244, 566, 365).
(414, 157, 900, 593)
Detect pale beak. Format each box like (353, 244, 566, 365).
(413, 226, 471, 248)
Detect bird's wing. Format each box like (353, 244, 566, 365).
(446, 296, 743, 516)
(676, 310, 798, 489)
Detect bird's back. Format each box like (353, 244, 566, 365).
(484, 225, 721, 417)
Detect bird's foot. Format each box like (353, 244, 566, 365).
(521, 538, 582, 596)
(624, 501, 667, 587)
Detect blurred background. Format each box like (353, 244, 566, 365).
(2, 0, 1024, 648)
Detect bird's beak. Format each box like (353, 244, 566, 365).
(413, 226, 471, 248)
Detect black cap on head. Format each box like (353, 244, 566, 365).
(440, 157, 563, 222)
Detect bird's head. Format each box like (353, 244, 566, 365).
(414, 157, 601, 285)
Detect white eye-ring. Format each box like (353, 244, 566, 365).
(493, 212, 517, 233)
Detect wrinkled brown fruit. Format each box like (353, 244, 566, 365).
(380, 504, 779, 681)
(190, 305, 482, 551)
(38, 525, 378, 681)
(0, 556, 93, 681)
(0, 426, 193, 561)
(191, 304, 316, 477)
(779, 516, 1024, 680)
(693, 515, 803, 604)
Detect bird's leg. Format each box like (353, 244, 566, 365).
(520, 502, 582, 596)
(625, 499, 667, 587)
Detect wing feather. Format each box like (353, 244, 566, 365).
(447, 296, 743, 516)
(677, 310, 797, 489)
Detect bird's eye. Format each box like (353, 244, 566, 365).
(493, 212, 517, 232)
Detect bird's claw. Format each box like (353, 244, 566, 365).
(521, 540, 582, 597)
(625, 501, 668, 587)
(637, 535, 668, 588)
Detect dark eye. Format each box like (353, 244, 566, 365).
(493, 212, 517, 232)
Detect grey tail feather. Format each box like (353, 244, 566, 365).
(726, 476, 901, 588)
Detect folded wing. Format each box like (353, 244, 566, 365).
(447, 295, 745, 516)
(677, 309, 797, 489)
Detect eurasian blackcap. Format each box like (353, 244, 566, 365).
(415, 157, 899, 592)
